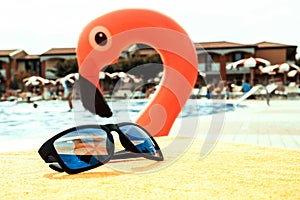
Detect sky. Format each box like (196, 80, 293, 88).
(0, 0, 299, 57)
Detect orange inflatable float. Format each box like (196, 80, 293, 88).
(77, 9, 198, 137)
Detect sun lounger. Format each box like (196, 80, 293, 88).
(285, 82, 300, 99)
(234, 84, 277, 106)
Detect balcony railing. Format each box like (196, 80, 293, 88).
(198, 62, 251, 74)
(198, 63, 220, 72)
(225, 62, 250, 74)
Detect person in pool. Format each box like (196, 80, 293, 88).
(62, 78, 75, 111)
(241, 79, 251, 93)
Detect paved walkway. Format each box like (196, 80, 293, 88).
(220, 134, 300, 150)
(193, 99, 300, 151)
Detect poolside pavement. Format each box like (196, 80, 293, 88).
(195, 99, 300, 150)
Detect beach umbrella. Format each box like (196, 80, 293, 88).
(23, 76, 49, 86)
(55, 73, 79, 98)
(226, 57, 271, 85)
(99, 72, 106, 79)
(104, 72, 126, 79)
(260, 63, 300, 83)
(118, 72, 127, 78)
(226, 57, 271, 70)
(147, 77, 161, 84)
(125, 74, 143, 83)
(99, 72, 139, 80)
(105, 72, 117, 79)
(101, 72, 141, 90)
(146, 71, 163, 84)
(64, 73, 79, 84)
(287, 69, 300, 77)
(45, 79, 56, 85)
(120, 76, 132, 83)
(260, 63, 300, 74)
(56, 73, 79, 84)
(260, 65, 279, 75)
(132, 76, 143, 84)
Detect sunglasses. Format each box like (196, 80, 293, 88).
(38, 122, 163, 174)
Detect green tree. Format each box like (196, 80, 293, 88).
(105, 54, 162, 72)
(52, 54, 162, 80)
(53, 59, 78, 77)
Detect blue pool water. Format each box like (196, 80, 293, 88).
(0, 99, 235, 152)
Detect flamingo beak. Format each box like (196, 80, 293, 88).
(78, 75, 113, 117)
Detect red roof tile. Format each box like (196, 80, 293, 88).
(21, 55, 40, 59)
(41, 48, 76, 55)
(194, 41, 255, 49)
(0, 49, 19, 56)
(255, 41, 297, 48)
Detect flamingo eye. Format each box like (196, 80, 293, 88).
(89, 26, 112, 51)
(95, 32, 107, 46)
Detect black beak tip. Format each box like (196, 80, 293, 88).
(78, 75, 113, 118)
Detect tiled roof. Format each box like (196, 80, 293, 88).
(41, 48, 76, 55)
(0, 49, 19, 56)
(22, 55, 40, 59)
(194, 41, 255, 49)
(255, 41, 297, 48)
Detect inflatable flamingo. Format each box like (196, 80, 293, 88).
(77, 9, 198, 137)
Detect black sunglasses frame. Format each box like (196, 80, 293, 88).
(38, 122, 163, 174)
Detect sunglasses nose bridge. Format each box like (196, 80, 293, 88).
(105, 124, 119, 132)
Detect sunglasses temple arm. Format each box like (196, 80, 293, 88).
(38, 143, 65, 172)
(49, 163, 65, 172)
(111, 150, 143, 160)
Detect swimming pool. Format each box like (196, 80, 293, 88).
(0, 99, 235, 152)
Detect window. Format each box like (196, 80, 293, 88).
(205, 54, 213, 71)
(25, 60, 41, 75)
(233, 53, 244, 62)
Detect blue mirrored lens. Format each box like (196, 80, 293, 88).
(119, 125, 157, 156)
(54, 128, 111, 170)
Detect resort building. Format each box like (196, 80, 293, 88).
(195, 41, 297, 85)
(0, 41, 298, 97)
(40, 48, 76, 79)
(0, 49, 29, 95)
